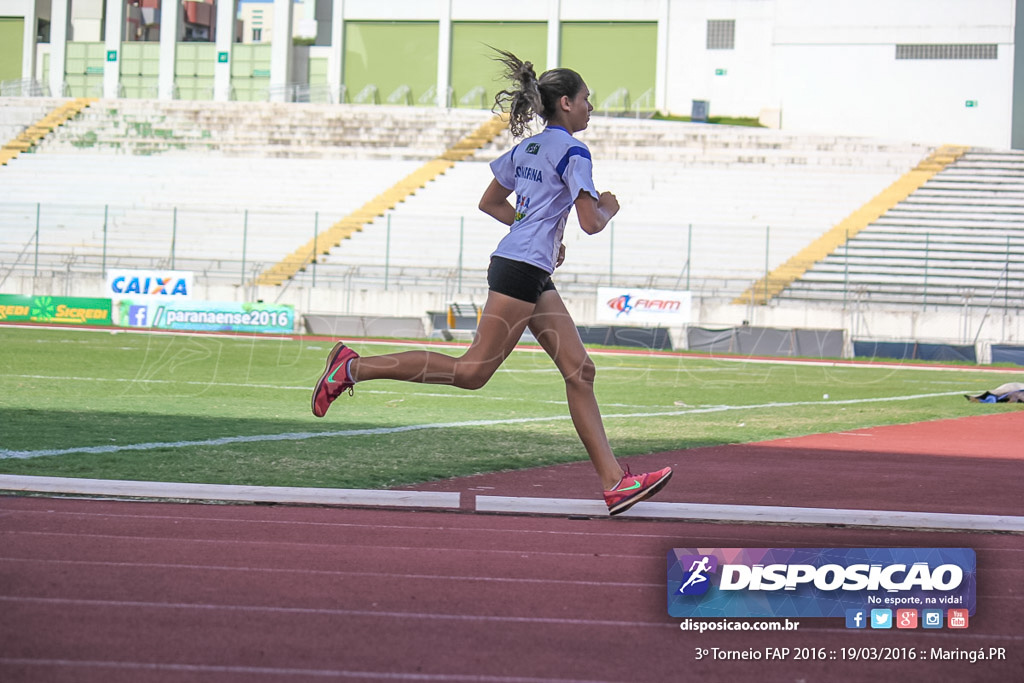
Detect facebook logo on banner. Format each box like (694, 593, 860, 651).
(128, 305, 148, 327)
(845, 609, 867, 629)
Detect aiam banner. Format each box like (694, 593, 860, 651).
(0, 294, 112, 326)
(668, 548, 976, 619)
(117, 300, 294, 334)
(596, 287, 692, 325)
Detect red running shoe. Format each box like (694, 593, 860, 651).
(311, 342, 359, 417)
(604, 466, 673, 515)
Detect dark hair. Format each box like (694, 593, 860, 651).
(490, 48, 585, 138)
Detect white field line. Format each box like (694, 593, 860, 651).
(2, 373, 648, 407)
(0, 391, 965, 460)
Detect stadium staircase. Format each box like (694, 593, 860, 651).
(733, 144, 970, 305)
(252, 115, 508, 287)
(0, 98, 96, 166)
(774, 148, 1024, 308)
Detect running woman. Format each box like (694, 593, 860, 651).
(312, 48, 672, 515)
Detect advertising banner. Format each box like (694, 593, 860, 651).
(668, 548, 976, 620)
(116, 299, 294, 334)
(0, 294, 112, 326)
(596, 287, 692, 325)
(105, 269, 193, 300)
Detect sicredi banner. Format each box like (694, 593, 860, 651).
(0, 294, 112, 326)
(106, 269, 193, 300)
(116, 300, 293, 334)
(668, 548, 976, 618)
(596, 287, 692, 325)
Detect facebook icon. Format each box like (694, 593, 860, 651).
(846, 609, 867, 629)
(128, 305, 148, 327)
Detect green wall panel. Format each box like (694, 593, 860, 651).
(309, 56, 328, 86)
(450, 22, 546, 109)
(174, 44, 216, 100)
(64, 73, 103, 97)
(177, 77, 214, 100)
(344, 21, 438, 104)
(0, 18, 24, 82)
(121, 42, 159, 97)
(176, 43, 216, 77)
(66, 42, 105, 74)
(231, 43, 271, 101)
(120, 42, 160, 76)
(65, 42, 105, 96)
(560, 22, 657, 112)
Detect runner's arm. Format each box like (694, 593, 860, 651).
(574, 190, 619, 235)
(479, 179, 515, 226)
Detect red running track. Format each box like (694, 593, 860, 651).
(1, 412, 1023, 682)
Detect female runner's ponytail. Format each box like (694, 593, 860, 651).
(491, 48, 585, 139)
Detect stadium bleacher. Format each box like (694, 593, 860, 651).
(0, 153, 424, 280)
(777, 148, 1024, 307)
(9, 97, 1006, 310)
(37, 99, 494, 160)
(310, 114, 930, 299)
(0, 97, 70, 145)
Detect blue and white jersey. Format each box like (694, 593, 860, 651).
(489, 125, 599, 273)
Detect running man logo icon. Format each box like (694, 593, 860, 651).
(678, 555, 718, 595)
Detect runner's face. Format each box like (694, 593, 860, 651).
(566, 85, 592, 134)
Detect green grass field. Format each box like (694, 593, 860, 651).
(0, 326, 1017, 489)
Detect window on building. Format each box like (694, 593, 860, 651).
(896, 44, 997, 60)
(252, 27, 262, 42)
(706, 19, 735, 50)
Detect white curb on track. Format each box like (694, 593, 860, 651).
(0, 475, 460, 509)
(475, 496, 1024, 532)
(3, 475, 1023, 532)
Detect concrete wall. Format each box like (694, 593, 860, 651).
(662, 0, 777, 123)
(772, 0, 1017, 148)
(3, 0, 1019, 147)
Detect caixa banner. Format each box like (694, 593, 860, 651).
(668, 548, 975, 618)
(105, 269, 193, 300)
(596, 287, 692, 325)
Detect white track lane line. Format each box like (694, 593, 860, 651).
(0, 391, 966, 460)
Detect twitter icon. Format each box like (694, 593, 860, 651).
(870, 609, 893, 629)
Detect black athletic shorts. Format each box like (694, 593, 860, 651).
(486, 255, 556, 304)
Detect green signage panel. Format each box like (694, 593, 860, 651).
(218, 52, 229, 63)
(0, 294, 112, 326)
(106, 50, 117, 62)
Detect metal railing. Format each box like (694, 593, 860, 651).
(0, 79, 51, 97)
(2, 201, 1020, 313)
(386, 85, 412, 105)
